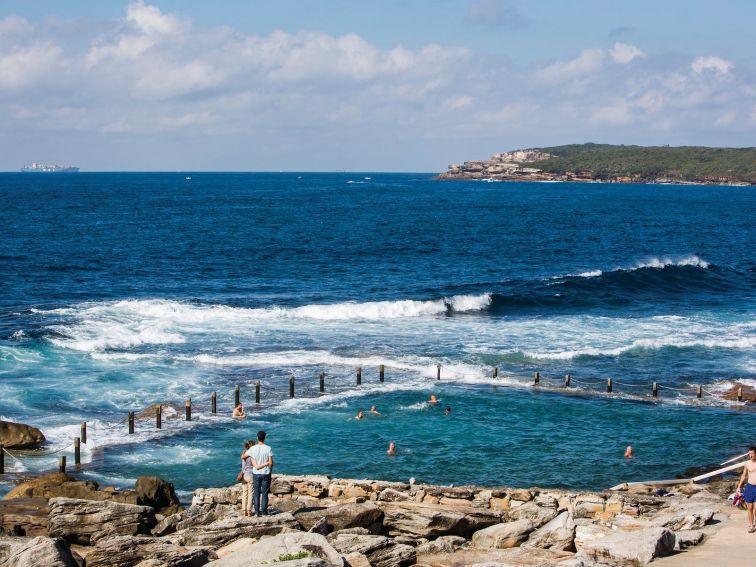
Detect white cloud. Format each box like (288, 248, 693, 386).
(0, 42, 64, 90)
(691, 56, 734, 75)
(534, 48, 606, 84)
(610, 42, 644, 64)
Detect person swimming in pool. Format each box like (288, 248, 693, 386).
(355, 410, 364, 420)
(428, 394, 439, 405)
(387, 441, 396, 456)
(370, 405, 380, 415)
(232, 403, 246, 419)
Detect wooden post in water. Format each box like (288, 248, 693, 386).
(437, 364, 441, 381)
(697, 385, 703, 399)
(74, 437, 81, 466)
(211, 392, 217, 414)
(234, 385, 241, 407)
(156, 405, 162, 429)
(379, 364, 385, 383)
(564, 374, 571, 388)
(185, 399, 192, 421)
(59, 456, 66, 473)
(289, 376, 295, 398)
(652, 382, 658, 398)
(534, 372, 540, 386)
(255, 381, 261, 404)
(493, 367, 498, 379)
(356, 367, 362, 386)
(0, 444, 4, 474)
(128, 412, 135, 434)
(319, 372, 325, 393)
(81, 422, 87, 444)
(737, 387, 743, 402)
(607, 378, 613, 393)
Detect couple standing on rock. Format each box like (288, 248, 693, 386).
(239, 430, 274, 517)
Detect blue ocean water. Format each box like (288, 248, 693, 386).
(0, 173, 754, 495)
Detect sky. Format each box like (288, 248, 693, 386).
(0, 0, 754, 171)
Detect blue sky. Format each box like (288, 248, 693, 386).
(0, 0, 754, 170)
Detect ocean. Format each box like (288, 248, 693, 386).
(0, 172, 754, 496)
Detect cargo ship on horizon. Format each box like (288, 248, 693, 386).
(20, 162, 79, 173)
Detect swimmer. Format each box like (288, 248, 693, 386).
(624, 445, 634, 459)
(387, 441, 396, 456)
(370, 405, 380, 415)
(428, 394, 439, 405)
(232, 403, 246, 419)
(355, 410, 364, 420)
(444, 406, 452, 415)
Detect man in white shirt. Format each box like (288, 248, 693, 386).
(246, 430, 274, 516)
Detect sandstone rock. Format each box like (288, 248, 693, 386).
(191, 486, 241, 507)
(332, 533, 415, 567)
(294, 503, 383, 534)
(573, 495, 604, 518)
(648, 504, 715, 531)
(342, 551, 371, 567)
(309, 517, 330, 536)
(674, 529, 704, 550)
(522, 511, 575, 551)
(170, 513, 299, 547)
(3, 473, 137, 505)
(506, 501, 559, 528)
(0, 421, 45, 449)
(0, 536, 78, 567)
(134, 477, 182, 516)
(136, 403, 182, 420)
(47, 497, 156, 545)
(0, 498, 48, 537)
(579, 527, 675, 566)
(573, 522, 611, 551)
(84, 535, 217, 567)
(509, 490, 533, 502)
(379, 501, 500, 538)
(471, 520, 534, 549)
(377, 489, 410, 502)
(206, 531, 343, 567)
(289, 476, 331, 499)
(415, 535, 466, 554)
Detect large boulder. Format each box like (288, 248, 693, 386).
(84, 535, 217, 567)
(3, 473, 138, 505)
(0, 421, 45, 449)
(647, 503, 716, 531)
(136, 403, 183, 420)
(0, 498, 49, 537)
(192, 486, 241, 507)
(579, 527, 676, 566)
(471, 520, 534, 549)
(294, 503, 383, 534)
(331, 533, 415, 567)
(378, 501, 500, 538)
(47, 497, 156, 545)
(206, 532, 343, 567)
(522, 511, 576, 551)
(153, 504, 238, 537)
(168, 513, 300, 548)
(0, 536, 78, 567)
(507, 501, 559, 528)
(135, 476, 182, 515)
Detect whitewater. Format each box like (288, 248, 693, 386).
(0, 172, 753, 491)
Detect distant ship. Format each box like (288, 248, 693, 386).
(21, 162, 79, 173)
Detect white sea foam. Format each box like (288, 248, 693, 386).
(573, 255, 710, 278)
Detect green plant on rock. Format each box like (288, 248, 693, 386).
(275, 550, 312, 562)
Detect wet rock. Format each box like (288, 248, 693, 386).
(0, 421, 45, 449)
(3, 473, 137, 505)
(471, 519, 534, 549)
(579, 527, 675, 566)
(294, 503, 383, 534)
(47, 497, 156, 545)
(85, 535, 217, 567)
(0, 498, 48, 537)
(522, 511, 575, 551)
(206, 531, 343, 567)
(134, 477, 182, 516)
(331, 533, 415, 567)
(136, 403, 183, 420)
(379, 501, 501, 538)
(0, 536, 78, 567)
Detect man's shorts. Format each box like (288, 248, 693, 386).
(744, 483, 756, 504)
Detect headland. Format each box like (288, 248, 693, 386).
(436, 144, 756, 185)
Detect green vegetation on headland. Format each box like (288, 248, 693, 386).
(438, 143, 756, 185)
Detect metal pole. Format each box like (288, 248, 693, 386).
(534, 371, 540, 386)
(156, 405, 162, 429)
(493, 367, 498, 379)
(211, 392, 217, 414)
(437, 364, 441, 381)
(80, 422, 87, 444)
(607, 378, 613, 393)
(59, 455, 66, 473)
(128, 412, 135, 434)
(255, 381, 261, 404)
(652, 382, 658, 398)
(379, 364, 385, 383)
(74, 437, 81, 466)
(289, 376, 295, 398)
(185, 399, 192, 421)
(564, 374, 571, 388)
(356, 367, 362, 386)
(0, 444, 4, 474)
(235, 385, 241, 407)
(319, 373, 325, 393)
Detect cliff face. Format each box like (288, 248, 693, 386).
(437, 144, 756, 185)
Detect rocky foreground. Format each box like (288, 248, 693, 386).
(0, 471, 737, 567)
